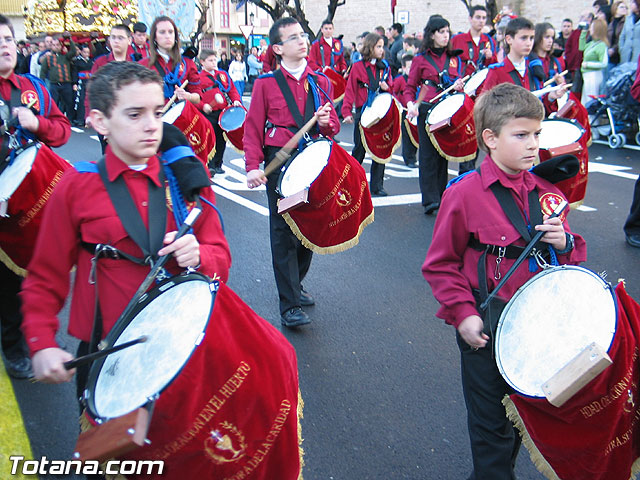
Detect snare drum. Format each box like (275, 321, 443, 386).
(463, 69, 489, 98)
(495, 265, 617, 398)
(538, 117, 588, 206)
(426, 93, 477, 162)
(277, 139, 374, 254)
(85, 272, 216, 420)
(218, 105, 247, 153)
(0, 143, 70, 274)
(323, 66, 346, 103)
(359, 93, 402, 163)
(163, 101, 216, 166)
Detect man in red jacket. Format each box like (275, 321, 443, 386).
(452, 5, 497, 70)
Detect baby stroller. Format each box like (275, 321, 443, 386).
(584, 62, 640, 148)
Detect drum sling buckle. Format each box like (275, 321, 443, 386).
(494, 246, 506, 280)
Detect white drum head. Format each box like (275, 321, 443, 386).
(279, 140, 331, 198)
(427, 93, 465, 125)
(539, 119, 583, 149)
(0, 144, 39, 202)
(91, 275, 214, 419)
(162, 101, 186, 124)
(361, 93, 393, 128)
(464, 69, 489, 96)
(495, 266, 617, 397)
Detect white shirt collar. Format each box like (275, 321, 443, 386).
(280, 60, 308, 81)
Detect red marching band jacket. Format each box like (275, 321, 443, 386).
(197, 69, 242, 112)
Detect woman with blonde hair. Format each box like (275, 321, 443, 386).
(140, 16, 201, 105)
(579, 17, 609, 104)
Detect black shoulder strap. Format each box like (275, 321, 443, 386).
(273, 69, 316, 129)
(364, 63, 380, 92)
(96, 156, 167, 261)
(423, 53, 451, 75)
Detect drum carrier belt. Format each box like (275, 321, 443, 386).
(472, 169, 547, 342)
(267, 69, 318, 139)
(0, 81, 28, 170)
(81, 156, 168, 353)
(202, 73, 232, 105)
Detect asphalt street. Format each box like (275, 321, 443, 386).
(5, 118, 640, 480)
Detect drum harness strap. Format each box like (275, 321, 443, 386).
(318, 38, 343, 69)
(268, 69, 320, 149)
(82, 156, 169, 353)
(202, 73, 232, 105)
(472, 170, 559, 345)
(154, 58, 188, 100)
(508, 60, 540, 92)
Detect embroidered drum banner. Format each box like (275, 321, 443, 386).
(163, 101, 216, 166)
(504, 282, 640, 480)
(426, 93, 477, 163)
(279, 140, 374, 254)
(359, 93, 402, 164)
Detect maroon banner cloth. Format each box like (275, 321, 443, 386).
(427, 94, 477, 163)
(115, 283, 302, 479)
(284, 142, 374, 254)
(360, 99, 402, 163)
(0, 144, 70, 276)
(166, 101, 216, 166)
(506, 283, 640, 480)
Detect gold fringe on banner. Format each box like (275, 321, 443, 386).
(425, 128, 476, 163)
(502, 395, 560, 480)
(297, 388, 305, 480)
(222, 132, 244, 155)
(404, 118, 419, 149)
(283, 209, 374, 255)
(0, 247, 27, 278)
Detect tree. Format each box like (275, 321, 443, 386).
(231, 0, 346, 42)
(191, 0, 211, 49)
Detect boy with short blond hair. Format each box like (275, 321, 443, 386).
(422, 83, 586, 479)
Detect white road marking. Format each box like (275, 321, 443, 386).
(71, 127, 84, 133)
(212, 185, 268, 216)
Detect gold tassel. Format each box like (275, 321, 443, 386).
(0, 247, 27, 277)
(282, 210, 374, 255)
(403, 118, 419, 149)
(502, 395, 561, 480)
(297, 388, 305, 480)
(222, 132, 244, 155)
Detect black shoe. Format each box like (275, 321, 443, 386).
(626, 234, 640, 248)
(424, 202, 440, 215)
(214, 166, 225, 175)
(281, 307, 311, 328)
(371, 188, 388, 197)
(300, 289, 315, 306)
(4, 356, 34, 379)
(406, 162, 418, 169)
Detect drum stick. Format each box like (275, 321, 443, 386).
(63, 336, 148, 370)
(479, 200, 569, 311)
(430, 75, 471, 104)
(532, 83, 572, 98)
(262, 103, 331, 177)
(543, 70, 568, 88)
(161, 80, 190, 114)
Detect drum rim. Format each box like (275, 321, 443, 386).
(0, 142, 42, 201)
(540, 116, 586, 141)
(464, 69, 489, 94)
(161, 100, 187, 123)
(494, 265, 618, 398)
(426, 92, 467, 125)
(276, 137, 333, 198)
(218, 105, 247, 132)
(84, 271, 216, 420)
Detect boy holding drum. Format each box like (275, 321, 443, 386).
(197, 49, 242, 176)
(422, 83, 586, 479)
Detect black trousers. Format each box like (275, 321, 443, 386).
(50, 82, 74, 118)
(204, 109, 227, 168)
(417, 107, 449, 207)
(352, 110, 385, 192)
(265, 147, 313, 314)
(624, 176, 640, 236)
(0, 263, 29, 360)
(457, 333, 521, 480)
(401, 111, 417, 166)
(458, 153, 478, 175)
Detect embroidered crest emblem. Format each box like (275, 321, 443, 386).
(334, 41, 340, 51)
(383, 132, 392, 142)
(449, 58, 458, 69)
(465, 123, 474, 135)
(204, 422, 247, 464)
(539, 192, 567, 221)
(336, 188, 352, 207)
(21, 90, 38, 109)
(189, 132, 202, 146)
(303, 79, 309, 93)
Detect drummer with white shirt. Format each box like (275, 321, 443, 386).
(244, 17, 338, 328)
